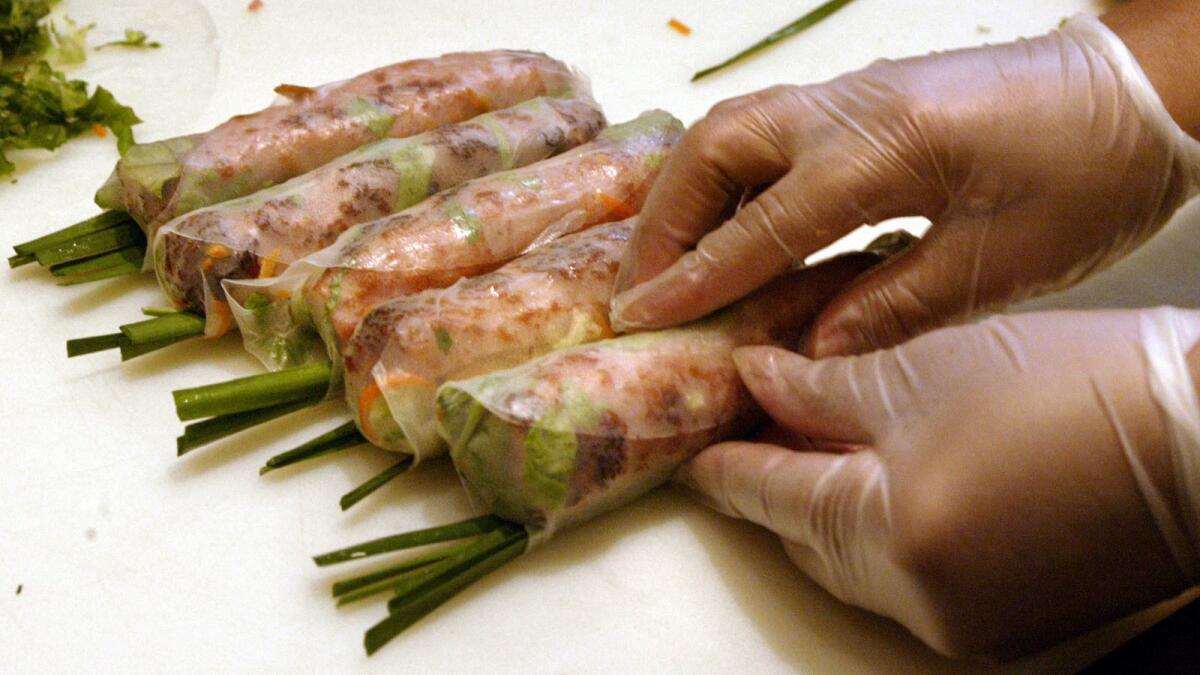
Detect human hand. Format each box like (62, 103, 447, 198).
(611, 15, 1200, 356)
(676, 309, 1200, 658)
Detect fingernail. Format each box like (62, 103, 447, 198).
(732, 346, 774, 383)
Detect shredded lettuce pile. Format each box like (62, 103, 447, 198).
(0, 0, 141, 176)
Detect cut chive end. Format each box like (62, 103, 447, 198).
(339, 457, 413, 511)
(313, 514, 509, 567)
(259, 420, 364, 475)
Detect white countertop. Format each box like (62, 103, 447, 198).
(4, 1, 1199, 672)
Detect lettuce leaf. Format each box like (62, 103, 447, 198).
(0, 60, 140, 174)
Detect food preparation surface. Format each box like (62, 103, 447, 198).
(4, 1, 1199, 672)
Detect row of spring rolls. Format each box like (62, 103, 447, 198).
(98, 51, 585, 233)
(220, 110, 682, 368)
(153, 94, 607, 320)
(104, 49, 904, 549)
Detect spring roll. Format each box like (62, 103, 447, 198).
(102, 50, 584, 230)
(152, 96, 605, 315)
(344, 218, 632, 461)
(437, 239, 909, 543)
(225, 110, 682, 369)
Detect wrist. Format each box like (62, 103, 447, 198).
(1101, 0, 1200, 139)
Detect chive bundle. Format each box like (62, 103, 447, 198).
(314, 515, 528, 655)
(173, 363, 412, 508)
(9, 210, 146, 283)
(170, 361, 334, 455)
(67, 308, 207, 360)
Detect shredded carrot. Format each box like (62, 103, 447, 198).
(357, 372, 435, 439)
(594, 309, 616, 339)
(668, 18, 692, 36)
(91, 123, 108, 138)
(247, 0, 263, 12)
(207, 300, 233, 336)
(274, 84, 315, 101)
(463, 88, 492, 113)
(206, 244, 232, 259)
(597, 193, 637, 220)
(200, 258, 214, 272)
(259, 248, 282, 278)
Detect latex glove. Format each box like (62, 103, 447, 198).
(611, 15, 1200, 356)
(676, 308, 1200, 658)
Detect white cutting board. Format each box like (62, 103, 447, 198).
(3, 1, 1198, 672)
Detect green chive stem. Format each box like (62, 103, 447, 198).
(691, 0, 857, 81)
(141, 306, 184, 317)
(333, 548, 451, 606)
(173, 361, 333, 422)
(120, 335, 193, 361)
(176, 395, 323, 456)
(8, 252, 35, 268)
(66, 333, 127, 358)
(364, 535, 527, 655)
(56, 258, 144, 286)
(49, 245, 144, 279)
(12, 211, 131, 256)
(385, 526, 521, 612)
(120, 312, 205, 345)
(339, 457, 414, 510)
(34, 222, 144, 268)
(313, 515, 508, 567)
(259, 421, 365, 475)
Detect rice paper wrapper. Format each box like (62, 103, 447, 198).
(113, 50, 587, 231)
(154, 95, 605, 320)
(437, 234, 917, 544)
(438, 327, 757, 544)
(224, 110, 682, 371)
(344, 218, 632, 461)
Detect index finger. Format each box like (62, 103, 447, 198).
(614, 86, 801, 294)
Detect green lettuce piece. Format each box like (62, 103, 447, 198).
(0, 60, 140, 175)
(96, 28, 159, 50)
(347, 96, 395, 138)
(45, 16, 91, 66)
(114, 135, 193, 199)
(0, 0, 54, 66)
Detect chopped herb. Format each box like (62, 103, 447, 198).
(976, 25, 992, 35)
(46, 16, 92, 65)
(96, 28, 159, 50)
(433, 327, 453, 354)
(15, 584, 21, 595)
(0, 0, 54, 65)
(0, 1, 141, 176)
(0, 62, 140, 174)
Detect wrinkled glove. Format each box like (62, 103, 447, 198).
(611, 15, 1200, 356)
(676, 308, 1200, 658)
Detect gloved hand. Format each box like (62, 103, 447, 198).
(610, 15, 1200, 356)
(676, 308, 1200, 658)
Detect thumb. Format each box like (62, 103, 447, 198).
(676, 441, 885, 607)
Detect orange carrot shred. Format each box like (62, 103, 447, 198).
(668, 18, 692, 36)
(259, 248, 283, 278)
(598, 193, 637, 220)
(248, 0, 263, 12)
(92, 123, 108, 138)
(357, 372, 434, 439)
(206, 244, 232, 259)
(200, 258, 214, 272)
